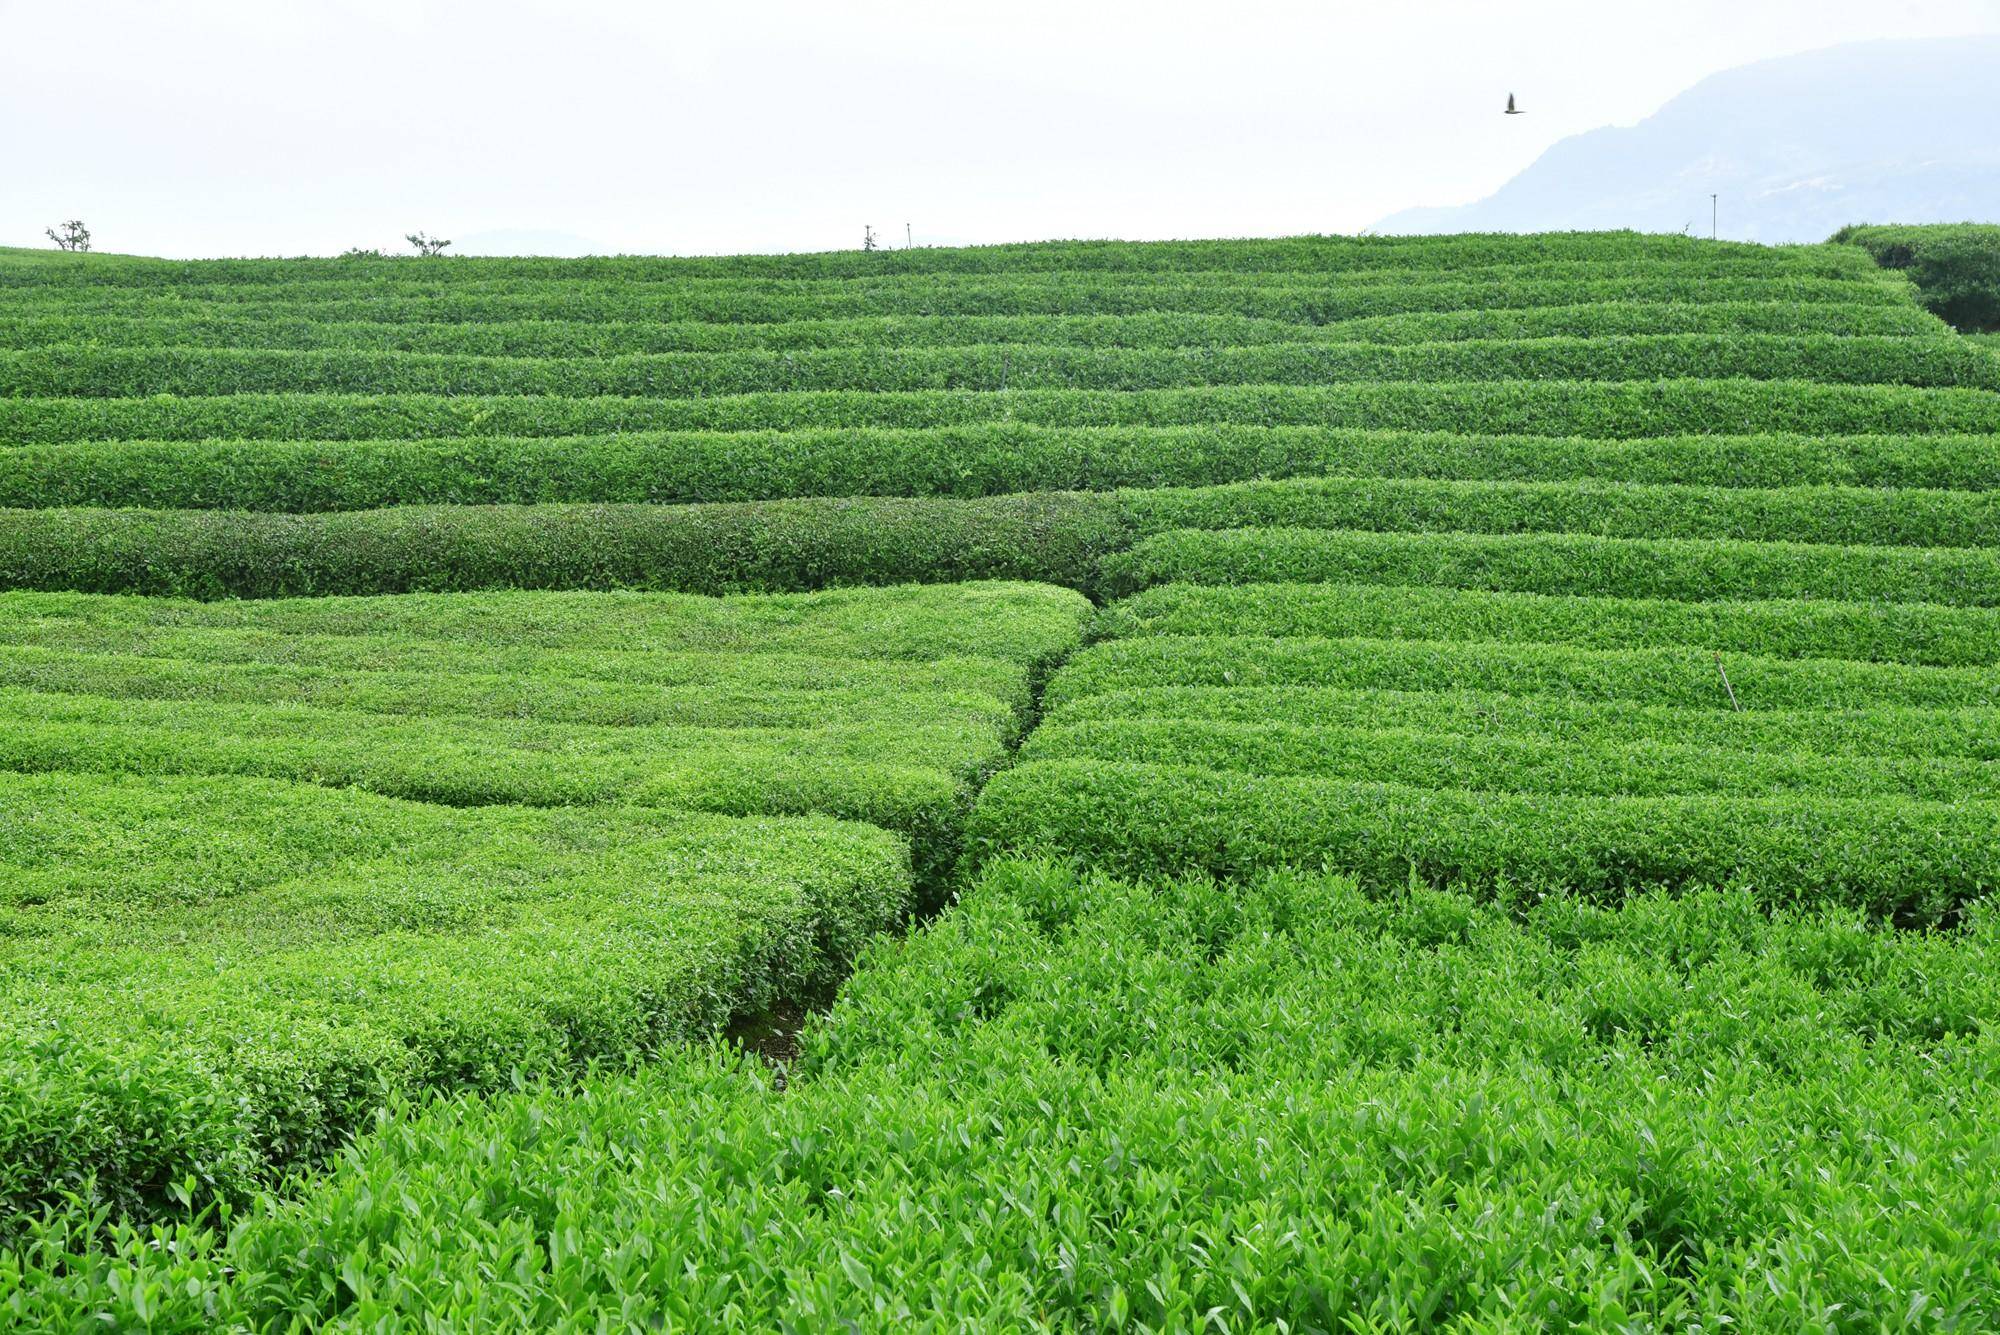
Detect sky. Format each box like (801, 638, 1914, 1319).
(5, 0, 1998, 258)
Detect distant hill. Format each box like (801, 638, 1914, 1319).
(1375, 37, 2000, 242)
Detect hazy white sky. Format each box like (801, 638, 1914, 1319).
(5, 0, 1998, 258)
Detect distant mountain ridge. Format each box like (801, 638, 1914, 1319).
(1375, 37, 2000, 242)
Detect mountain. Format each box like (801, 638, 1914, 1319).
(1374, 37, 2000, 242)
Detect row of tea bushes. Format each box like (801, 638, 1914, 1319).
(7, 378, 1996, 444)
(0, 772, 910, 1232)
(0, 298, 1944, 357)
(1020, 714, 1999, 801)
(5, 231, 1886, 281)
(1043, 633, 1998, 712)
(1044, 685, 2000, 760)
(10, 859, 1993, 1328)
(1100, 581, 2000, 666)
(0, 495, 1127, 598)
(968, 762, 1997, 921)
(1102, 526, 2000, 605)
(12, 427, 2000, 512)
(0, 272, 1909, 327)
(11, 334, 1995, 398)
(0, 583, 1090, 883)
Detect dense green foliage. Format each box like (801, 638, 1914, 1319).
(8, 861, 1995, 1328)
(11, 426, 2000, 513)
(6, 379, 1995, 448)
(0, 583, 1083, 1233)
(6, 230, 1999, 1324)
(24, 474, 2000, 599)
(971, 762, 1996, 920)
(0, 583, 1089, 879)
(12, 333, 1997, 399)
(0, 772, 910, 1231)
(1120, 473, 2000, 545)
(0, 298, 1943, 356)
(1, 231, 1883, 279)
(0, 272, 1901, 327)
(1043, 633, 1998, 711)
(1102, 581, 2000, 666)
(1054, 684, 2000, 759)
(0, 494, 1126, 598)
(1836, 223, 2000, 331)
(1103, 526, 2000, 604)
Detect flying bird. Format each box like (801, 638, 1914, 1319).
(1504, 93, 1523, 115)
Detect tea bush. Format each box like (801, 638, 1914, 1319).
(10, 861, 1994, 1329)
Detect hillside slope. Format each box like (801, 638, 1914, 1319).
(5, 233, 1999, 1327)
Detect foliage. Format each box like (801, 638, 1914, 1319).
(8, 333, 1997, 399)
(7, 861, 1996, 1328)
(4, 227, 1999, 1318)
(0, 494, 1128, 598)
(0, 582, 1088, 882)
(42, 222, 90, 253)
(9, 378, 2000, 448)
(1043, 632, 1999, 713)
(0, 582, 1088, 1232)
(1100, 580, 2000, 666)
(969, 763, 1997, 920)
(1835, 222, 2000, 331)
(9, 425, 2000, 513)
(0, 771, 910, 1231)
(1103, 524, 2000, 605)
(0, 299, 1945, 358)
(1119, 473, 2000, 547)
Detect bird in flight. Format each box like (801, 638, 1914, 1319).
(1505, 93, 1523, 115)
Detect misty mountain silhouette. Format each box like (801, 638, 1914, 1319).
(1375, 37, 2000, 241)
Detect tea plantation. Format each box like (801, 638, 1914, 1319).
(2, 231, 1997, 1329)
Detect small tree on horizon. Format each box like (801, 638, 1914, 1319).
(45, 220, 91, 252)
(405, 231, 451, 257)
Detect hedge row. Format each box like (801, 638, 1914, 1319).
(0, 299, 1940, 358)
(0, 690, 984, 871)
(13, 859, 1993, 1328)
(1042, 635, 2000, 712)
(0, 648, 1015, 732)
(9, 426, 2000, 512)
(1834, 223, 2000, 331)
(16, 859, 1995, 1328)
(0, 583, 1089, 882)
(13, 333, 1993, 399)
(0, 274, 1902, 327)
(1021, 716, 1997, 802)
(967, 762, 1997, 922)
(2, 231, 1875, 282)
(1321, 298, 1941, 343)
(6, 379, 1995, 445)
(1100, 581, 2000, 666)
(0, 494, 1127, 599)
(1120, 475, 2000, 547)
(0, 580, 1090, 672)
(1102, 527, 2000, 606)
(0, 771, 909, 1231)
(0, 256, 1882, 304)
(1048, 685, 2000, 761)
(0, 626, 1052, 731)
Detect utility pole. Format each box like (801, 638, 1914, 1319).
(1710, 194, 1718, 241)
(906, 222, 913, 249)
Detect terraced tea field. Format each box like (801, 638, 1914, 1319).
(3, 231, 1998, 1328)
